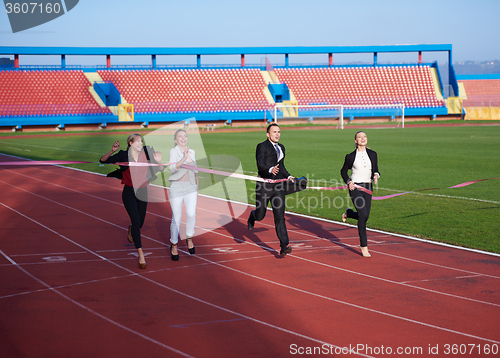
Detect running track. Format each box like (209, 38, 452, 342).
(0, 154, 499, 358)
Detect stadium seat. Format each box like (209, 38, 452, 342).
(274, 65, 443, 109)
(94, 68, 271, 114)
(0, 70, 109, 116)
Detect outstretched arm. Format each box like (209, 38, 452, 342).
(100, 141, 120, 163)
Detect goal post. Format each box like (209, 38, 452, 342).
(344, 104, 405, 128)
(273, 103, 405, 129)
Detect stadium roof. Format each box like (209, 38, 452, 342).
(0, 44, 452, 56)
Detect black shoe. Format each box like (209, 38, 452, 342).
(186, 238, 195, 255)
(170, 244, 179, 261)
(247, 211, 255, 231)
(280, 246, 292, 256)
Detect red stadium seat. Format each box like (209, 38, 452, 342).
(274, 66, 443, 109)
(0, 70, 105, 115)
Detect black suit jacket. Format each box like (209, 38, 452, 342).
(340, 148, 379, 184)
(256, 140, 290, 180)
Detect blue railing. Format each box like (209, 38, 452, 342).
(0, 62, 438, 72)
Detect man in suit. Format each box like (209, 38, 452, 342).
(247, 123, 295, 256)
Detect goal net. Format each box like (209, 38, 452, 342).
(342, 104, 405, 128)
(273, 103, 405, 129)
(273, 103, 344, 128)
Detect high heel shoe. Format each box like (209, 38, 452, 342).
(186, 238, 195, 255)
(138, 261, 147, 269)
(360, 246, 371, 258)
(127, 225, 133, 243)
(341, 211, 347, 223)
(170, 244, 179, 261)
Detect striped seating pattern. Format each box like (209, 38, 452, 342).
(1, 66, 449, 118)
(0, 70, 110, 116)
(274, 66, 445, 108)
(461, 79, 500, 96)
(460, 79, 500, 107)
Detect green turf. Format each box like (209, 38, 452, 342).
(1, 124, 499, 253)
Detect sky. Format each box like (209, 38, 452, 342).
(1, 0, 499, 66)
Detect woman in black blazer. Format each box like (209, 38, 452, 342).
(340, 131, 380, 258)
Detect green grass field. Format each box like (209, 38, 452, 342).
(1, 123, 499, 253)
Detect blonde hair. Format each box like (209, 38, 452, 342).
(174, 129, 187, 144)
(126, 133, 142, 149)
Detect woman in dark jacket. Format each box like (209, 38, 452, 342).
(340, 131, 380, 258)
(100, 133, 163, 269)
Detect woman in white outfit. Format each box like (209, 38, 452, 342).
(168, 129, 198, 261)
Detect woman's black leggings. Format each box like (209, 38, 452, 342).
(346, 182, 372, 248)
(122, 185, 148, 249)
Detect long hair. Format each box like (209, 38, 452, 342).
(126, 133, 142, 149)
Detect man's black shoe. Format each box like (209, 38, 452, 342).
(280, 246, 292, 256)
(247, 211, 255, 231)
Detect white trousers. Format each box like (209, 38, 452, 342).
(169, 182, 197, 244)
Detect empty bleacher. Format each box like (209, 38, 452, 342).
(460, 79, 500, 107)
(274, 65, 445, 108)
(0, 70, 110, 117)
(97, 68, 270, 114)
(0, 65, 448, 122)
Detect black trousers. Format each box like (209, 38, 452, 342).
(346, 182, 372, 248)
(122, 185, 148, 249)
(251, 181, 289, 248)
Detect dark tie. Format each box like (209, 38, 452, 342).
(275, 144, 280, 159)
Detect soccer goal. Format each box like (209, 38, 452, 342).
(343, 104, 405, 128)
(273, 103, 344, 128)
(273, 103, 405, 129)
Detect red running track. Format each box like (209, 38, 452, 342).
(0, 154, 499, 358)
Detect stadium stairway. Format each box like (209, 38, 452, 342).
(85, 72, 106, 107)
(84, 72, 128, 116)
(430, 67, 444, 101)
(261, 69, 298, 117)
(260, 71, 276, 105)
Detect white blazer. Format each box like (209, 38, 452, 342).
(168, 146, 197, 185)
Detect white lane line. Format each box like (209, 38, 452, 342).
(2, 165, 500, 344)
(0, 203, 373, 357)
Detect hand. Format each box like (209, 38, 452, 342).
(348, 181, 355, 191)
(288, 176, 295, 183)
(271, 164, 279, 176)
(112, 140, 120, 152)
(153, 151, 162, 163)
(373, 173, 379, 185)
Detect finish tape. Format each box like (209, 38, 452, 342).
(1, 160, 497, 199)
